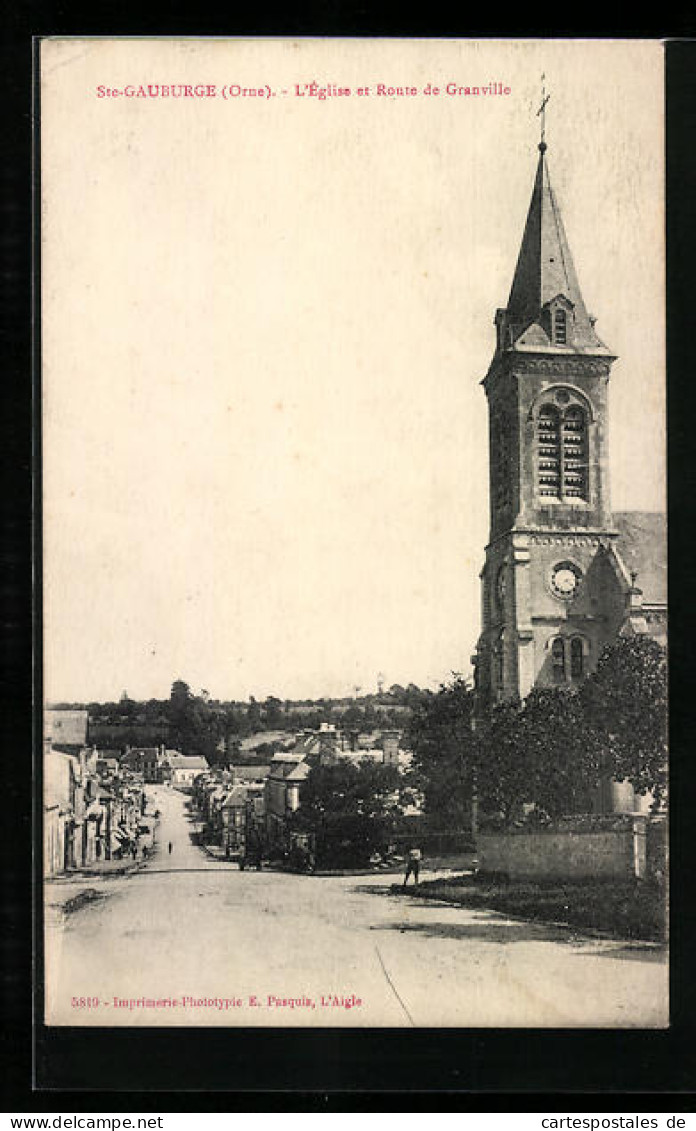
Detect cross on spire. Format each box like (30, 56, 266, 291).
(537, 74, 550, 152)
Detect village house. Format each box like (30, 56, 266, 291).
(220, 784, 257, 856)
(44, 708, 89, 749)
(229, 763, 271, 788)
(44, 732, 146, 876)
(264, 752, 311, 849)
(165, 753, 209, 789)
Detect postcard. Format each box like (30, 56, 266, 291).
(41, 37, 667, 1028)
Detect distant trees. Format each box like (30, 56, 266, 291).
(263, 696, 284, 729)
(165, 679, 223, 762)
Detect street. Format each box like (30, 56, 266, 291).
(45, 786, 668, 1028)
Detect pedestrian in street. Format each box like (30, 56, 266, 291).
(403, 845, 422, 887)
(168, 841, 173, 855)
(131, 844, 137, 861)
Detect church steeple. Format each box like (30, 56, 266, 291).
(474, 113, 630, 708)
(497, 144, 611, 356)
(482, 131, 618, 541)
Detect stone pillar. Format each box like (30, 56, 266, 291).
(512, 545, 535, 697)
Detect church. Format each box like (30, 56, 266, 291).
(473, 135, 667, 711)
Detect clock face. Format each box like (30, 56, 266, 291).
(550, 562, 581, 599)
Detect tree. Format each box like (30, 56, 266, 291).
(246, 696, 262, 732)
(263, 696, 284, 729)
(165, 679, 223, 761)
(475, 685, 608, 825)
(169, 680, 192, 709)
(581, 635, 668, 806)
(474, 696, 527, 825)
(291, 761, 408, 865)
(407, 676, 477, 828)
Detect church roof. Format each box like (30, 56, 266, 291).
(505, 146, 610, 354)
(613, 511, 667, 606)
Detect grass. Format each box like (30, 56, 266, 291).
(63, 888, 104, 914)
(395, 874, 667, 942)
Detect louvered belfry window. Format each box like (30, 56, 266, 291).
(538, 405, 561, 498)
(538, 401, 588, 502)
(554, 308, 567, 344)
(562, 406, 588, 499)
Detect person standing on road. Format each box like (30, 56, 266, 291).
(403, 846, 422, 887)
(168, 841, 173, 855)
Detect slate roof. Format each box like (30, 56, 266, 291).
(285, 762, 311, 782)
(505, 148, 611, 354)
(231, 764, 271, 781)
(166, 754, 209, 770)
(222, 786, 249, 807)
(613, 511, 667, 606)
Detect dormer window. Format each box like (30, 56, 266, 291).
(554, 308, 567, 344)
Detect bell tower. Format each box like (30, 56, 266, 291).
(475, 130, 619, 706)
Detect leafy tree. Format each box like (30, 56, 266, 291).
(164, 679, 223, 761)
(476, 687, 604, 825)
(297, 761, 404, 821)
(263, 696, 284, 729)
(291, 761, 408, 865)
(518, 686, 599, 819)
(581, 635, 668, 807)
(407, 676, 477, 828)
(169, 680, 192, 708)
(474, 696, 527, 824)
(246, 696, 262, 732)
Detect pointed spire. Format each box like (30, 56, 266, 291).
(503, 145, 608, 353)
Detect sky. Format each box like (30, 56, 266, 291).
(41, 38, 665, 704)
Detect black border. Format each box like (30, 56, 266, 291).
(5, 18, 696, 1107)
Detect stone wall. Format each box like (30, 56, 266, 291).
(478, 817, 647, 881)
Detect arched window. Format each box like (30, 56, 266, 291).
(536, 398, 589, 503)
(551, 637, 566, 684)
(538, 404, 561, 498)
(494, 635, 504, 692)
(562, 406, 588, 500)
(493, 411, 511, 511)
(570, 637, 585, 679)
(554, 308, 567, 344)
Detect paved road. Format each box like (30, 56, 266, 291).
(45, 786, 668, 1028)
